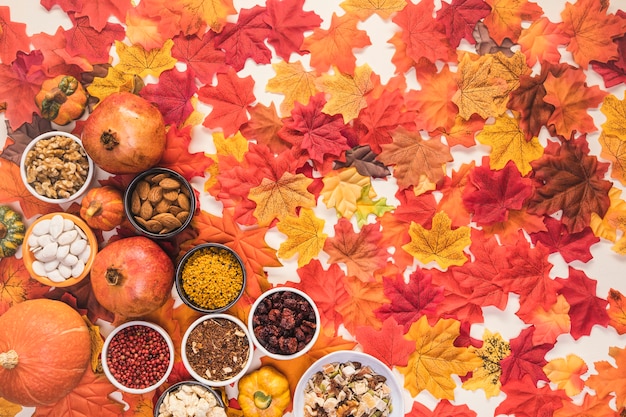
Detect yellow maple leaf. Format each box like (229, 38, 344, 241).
(543, 354, 588, 397)
(398, 316, 482, 399)
(601, 92, 626, 139)
(340, 0, 406, 19)
(462, 329, 510, 398)
(182, 97, 205, 128)
(317, 64, 373, 123)
(599, 132, 626, 185)
(248, 172, 316, 227)
(266, 60, 319, 116)
(590, 186, 626, 242)
(87, 67, 141, 103)
(83, 316, 104, 373)
(452, 53, 511, 120)
(115, 39, 177, 78)
(321, 167, 372, 218)
(476, 112, 544, 175)
(489, 51, 530, 104)
(180, 0, 236, 34)
(402, 211, 471, 269)
(0, 398, 22, 417)
(277, 208, 328, 267)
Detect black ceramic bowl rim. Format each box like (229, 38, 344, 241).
(153, 380, 226, 417)
(123, 167, 196, 239)
(175, 243, 247, 313)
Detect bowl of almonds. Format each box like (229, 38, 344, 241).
(124, 167, 196, 239)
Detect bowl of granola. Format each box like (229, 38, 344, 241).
(20, 131, 94, 204)
(294, 350, 405, 417)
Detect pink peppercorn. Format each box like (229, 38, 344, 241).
(106, 325, 170, 389)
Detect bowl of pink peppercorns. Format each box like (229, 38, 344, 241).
(101, 321, 175, 394)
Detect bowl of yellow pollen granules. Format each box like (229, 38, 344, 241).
(175, 243, 246, 313)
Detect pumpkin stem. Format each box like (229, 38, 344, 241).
(0, 222, 6, 240)
(86, 201, 103, 218)
(0, 350, 18, 369)
(100, 130, 120, 151)
(253, 391, 272, 410)
(105, 268, 123, 286)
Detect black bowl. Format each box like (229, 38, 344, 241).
(153, 380, 225, 417)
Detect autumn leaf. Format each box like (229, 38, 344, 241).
(335, 275, 387, 334)
(402, 211, 471, 269)
(320, 167, 371, 219)
(301, 12, 371, 74)
(64, 15, 125, 64)
(177, 0, 237, 34)
(124, 8, 165, 51)
(0, 398, 22, 417)
(248, 171, 316, 227)
(407, 399, 478, 417)
(86, 66, 140, 103)
(339, 0, 406, 20)
(30, 27, 94, 78)
(353, 185, 394, 227)
(436, 0, 491, 48)
(378, 126, 452, 189)
(543, 67, 607, 137)
(586, 346, 626, 410)
(266, 60, 318, 117)
(553, 393, 615, 417)
(516, 294, 571, 345)
(139, 67, 197, 126)
(608, 289, 626, 335)
(559, 0, 626, 68)
(265, 0, 323, 60)
(499, 327, 551, 386)
(436, 162, 473, 227)
(317, 64, 373, 123)
(355, 317, 415, 368)
(544, 354, 588, 397)
(0, 257, 50, 315)
(115, 39, 177, 78)
(483, 0, 543, 44)
(158, 125, 212, 179)
(398, 316, 481, 399)
(171, 31, 227, 85)
(496, 374, 568, 417)
(461, 329, 510, 398)
(121, 393, 155, 417)
(529, 216, 599, 264)
(323, 218, 388, 282)
(0, 6, 30, 65)
(198, 68, 256, 137)
(276, 207, 327, 267)
(475, 113, 544, 175)
(518, 17, 568, 67)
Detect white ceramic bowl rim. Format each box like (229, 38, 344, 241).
(181, 313, 254, 387)
(247, 286, 321, 360)
(20, 131, 94, 204)
(101, 320, 175, 395)
(293, 350, 405, 417)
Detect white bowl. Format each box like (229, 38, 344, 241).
(101, 321, 175, 395)
(20, 130, 94, 204)
(182, 313, 253, 387)
(248, 287, 320, 360)
(293, 350, 405, 417)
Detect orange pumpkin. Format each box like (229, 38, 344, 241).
(79, 186, 124, 231)
(0, 299, 91, 406)
(35, 75, 87, 125)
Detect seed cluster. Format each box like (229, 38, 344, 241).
(106, 325, 170, 390)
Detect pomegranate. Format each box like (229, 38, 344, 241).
(90, 236, 174, 318)
(81, 92, 166, 174)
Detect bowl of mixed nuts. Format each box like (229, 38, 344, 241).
(154, 380, 226, 417)
(248, 287, 320, 360)
(124, 167, 195, 239)
(20, 131, 94, 204)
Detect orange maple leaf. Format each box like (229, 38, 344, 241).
(398, 316, 482, 399)
(607, 288, 626, 334)
(543, 354, 588, 397)
(0, 257, 49, 315)
(518, 17, 568, 67)
(335, 275, 388, 334)
(437, 162, 474, 228)
(586, 346, 626, 410)
(301, 12, 371, 74)
(543, 67, 607, 137)
(517, 294, 571, 344)
(481, 208, 547, 244)
(553, 393, 615, 417)
(483, 0, 543, 44)
(559, 0, 626, 68)
(124, 10, 165, 51)
(378, 127, 452, 189)
(248, 171, 316, 227)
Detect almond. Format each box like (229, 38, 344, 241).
(176, 211, 190, 223)
(131, 190, 141, 214)
(168, 205, 184, 216)
(136, 180, 151, 200)
(144, 219, 163, 233)
(155, 199, 171, 214)
(147, 186, 163, 204)
(150, 173, 168, 184)
(177, 193, 190, 210)
(139, 200, 153, 220)
(159, 177, 181, 190)
(163, 189, 179, 202)
(152, 212, 182, 230)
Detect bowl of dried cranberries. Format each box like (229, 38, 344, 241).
(248, 287, 320, 360)
(101, 321, 174, 394)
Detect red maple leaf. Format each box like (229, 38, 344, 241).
(278, 92, 351, 167)
(496, 375, 567, 417)
(462, 159, 533, 225)
(354, 88, 417, 154)
(158, 125, 213, 179)
(590, 11, 626, 88)
(265, 0, 322, 60)
(392, 0, 456, 65)
(500, 327, 551, 386)
(528, 135, 612, 234)
(46, 276, 115, 324)
(407, 399, 478, 417)
(435, 0, 492, 48)
(140, 67, 197, 126)
(355, 317, 415, 368)
(0, 51, 47, 130)
(171, 31, 228, 85)
(64, 14, 125, 64)
(529, 217, 600, 263)
(197, 68, 256, 137)
(0, 6, 30, 65)
(375, 269, 444, 331)
(30, 27, 93, 78)
(41, 0, 131, 32)
(431, 268, 485, 325)
(290, 259, 350, 333)
(323, 218, 389, 282)
(214, 5, 272, 72)
(555, 267, 609, 340)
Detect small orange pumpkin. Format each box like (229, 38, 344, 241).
(35, 75, 87, 125)
(0, 299, 91, 406)
(79, 186, 125, 231)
